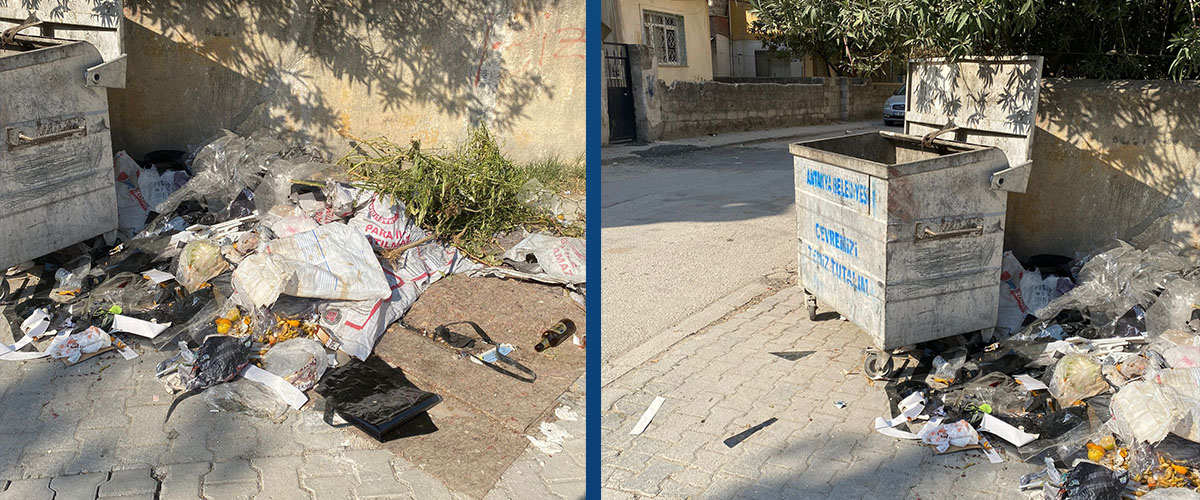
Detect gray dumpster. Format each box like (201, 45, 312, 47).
(791, 56, 1043, 355)
(0, 1, 126, 289)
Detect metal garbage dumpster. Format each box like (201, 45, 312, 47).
(791, 56, 1043, 360)
(0, 1, 126, 297)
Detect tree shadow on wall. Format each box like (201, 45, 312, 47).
(1004, 79, 1200, 257)
(107, 0, 570, 155)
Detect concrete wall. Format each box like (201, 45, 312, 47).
(1007, 79, 1200, 257)
(848, 80, 902, 118)
(109, 0, 584, 164)
(611, 0, 712, 83)
(647, 78, 896, 140)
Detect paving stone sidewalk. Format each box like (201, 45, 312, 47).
(0, 334, 584, 500)
(600, 285, 1039, 499)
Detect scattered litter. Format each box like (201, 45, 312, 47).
(527, 422, 573, 456)
(630, 396, 666, 435)
(724, 417, 778, 448)
(534, 319, 576, 352)
(555, 406, 580, 421)
(0, 128, 585, 463)
(834, 401, 847, 409)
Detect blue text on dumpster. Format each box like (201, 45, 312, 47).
(808, 245, 869, 294)
(814, 222, 858, 258)
(806, 167, 870, 208)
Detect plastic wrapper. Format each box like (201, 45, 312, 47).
(251, 161, 337, 217)
(1146, 279, 1200, 337)
(944, 372, 1037, 419)
(47, 326, 112, 364)
(203, 378, 288, 420)
(175, 240, 230, 293)
(50, 256, 92, 303)
(152, 292, 224, 348)
(262, 338, 328, 391)
(501, 234, 586, 284)
(1038, 241, 1189, 324)
(926, 347, 968, 388)
(157, 130, 322, 216)
(1049, 354, 1108, 406)
(82, 272, 164, 316)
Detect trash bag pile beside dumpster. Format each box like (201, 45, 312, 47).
(873, 241, 1200, 498)
(0, 130, 585, 439)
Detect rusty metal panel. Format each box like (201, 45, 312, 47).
(0, 40, 117, 269)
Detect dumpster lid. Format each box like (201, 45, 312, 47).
(1, 0, 123, 63)
(904, 56, 1043, 171)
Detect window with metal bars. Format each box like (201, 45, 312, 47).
(642, 10, 686, 66)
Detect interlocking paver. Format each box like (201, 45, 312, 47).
(601, 281, 1038, 499)
(48, 472, 107, 500)
(98, 467, 158, 497)
(0, 478, 53, 500)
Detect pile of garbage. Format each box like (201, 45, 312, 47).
(872, 242, 1200, 499)
(0, 130, 585, 437)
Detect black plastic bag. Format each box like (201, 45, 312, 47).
(1056, 462, 1127, 500)
(315, 356, 442, 442)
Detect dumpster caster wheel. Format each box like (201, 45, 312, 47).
(804, 291, 817, 320)
(864, 351, 895, 380)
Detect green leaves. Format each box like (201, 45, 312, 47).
(748, 0, 1200, 79)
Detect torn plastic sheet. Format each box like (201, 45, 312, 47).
(110, 315, 171, 339)
(242, 364, 307, 410)
(978, 413, 1040, 447)
(1015, 374, 1050, 391)
(873, 392, 927, 439)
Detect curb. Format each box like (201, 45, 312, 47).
(600, 274, 785, 387)
(601, 123, 879, 164)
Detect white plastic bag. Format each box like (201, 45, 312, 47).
(114, 152, 151, 236)
(320, 242, 481, 360)
(503, 234, 586, 284)
(47, 326, 112, 364)
(261, 222, 390, 301)
(919, 419, 979, 452)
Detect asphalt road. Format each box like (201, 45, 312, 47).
(600, 123, 886, 364)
